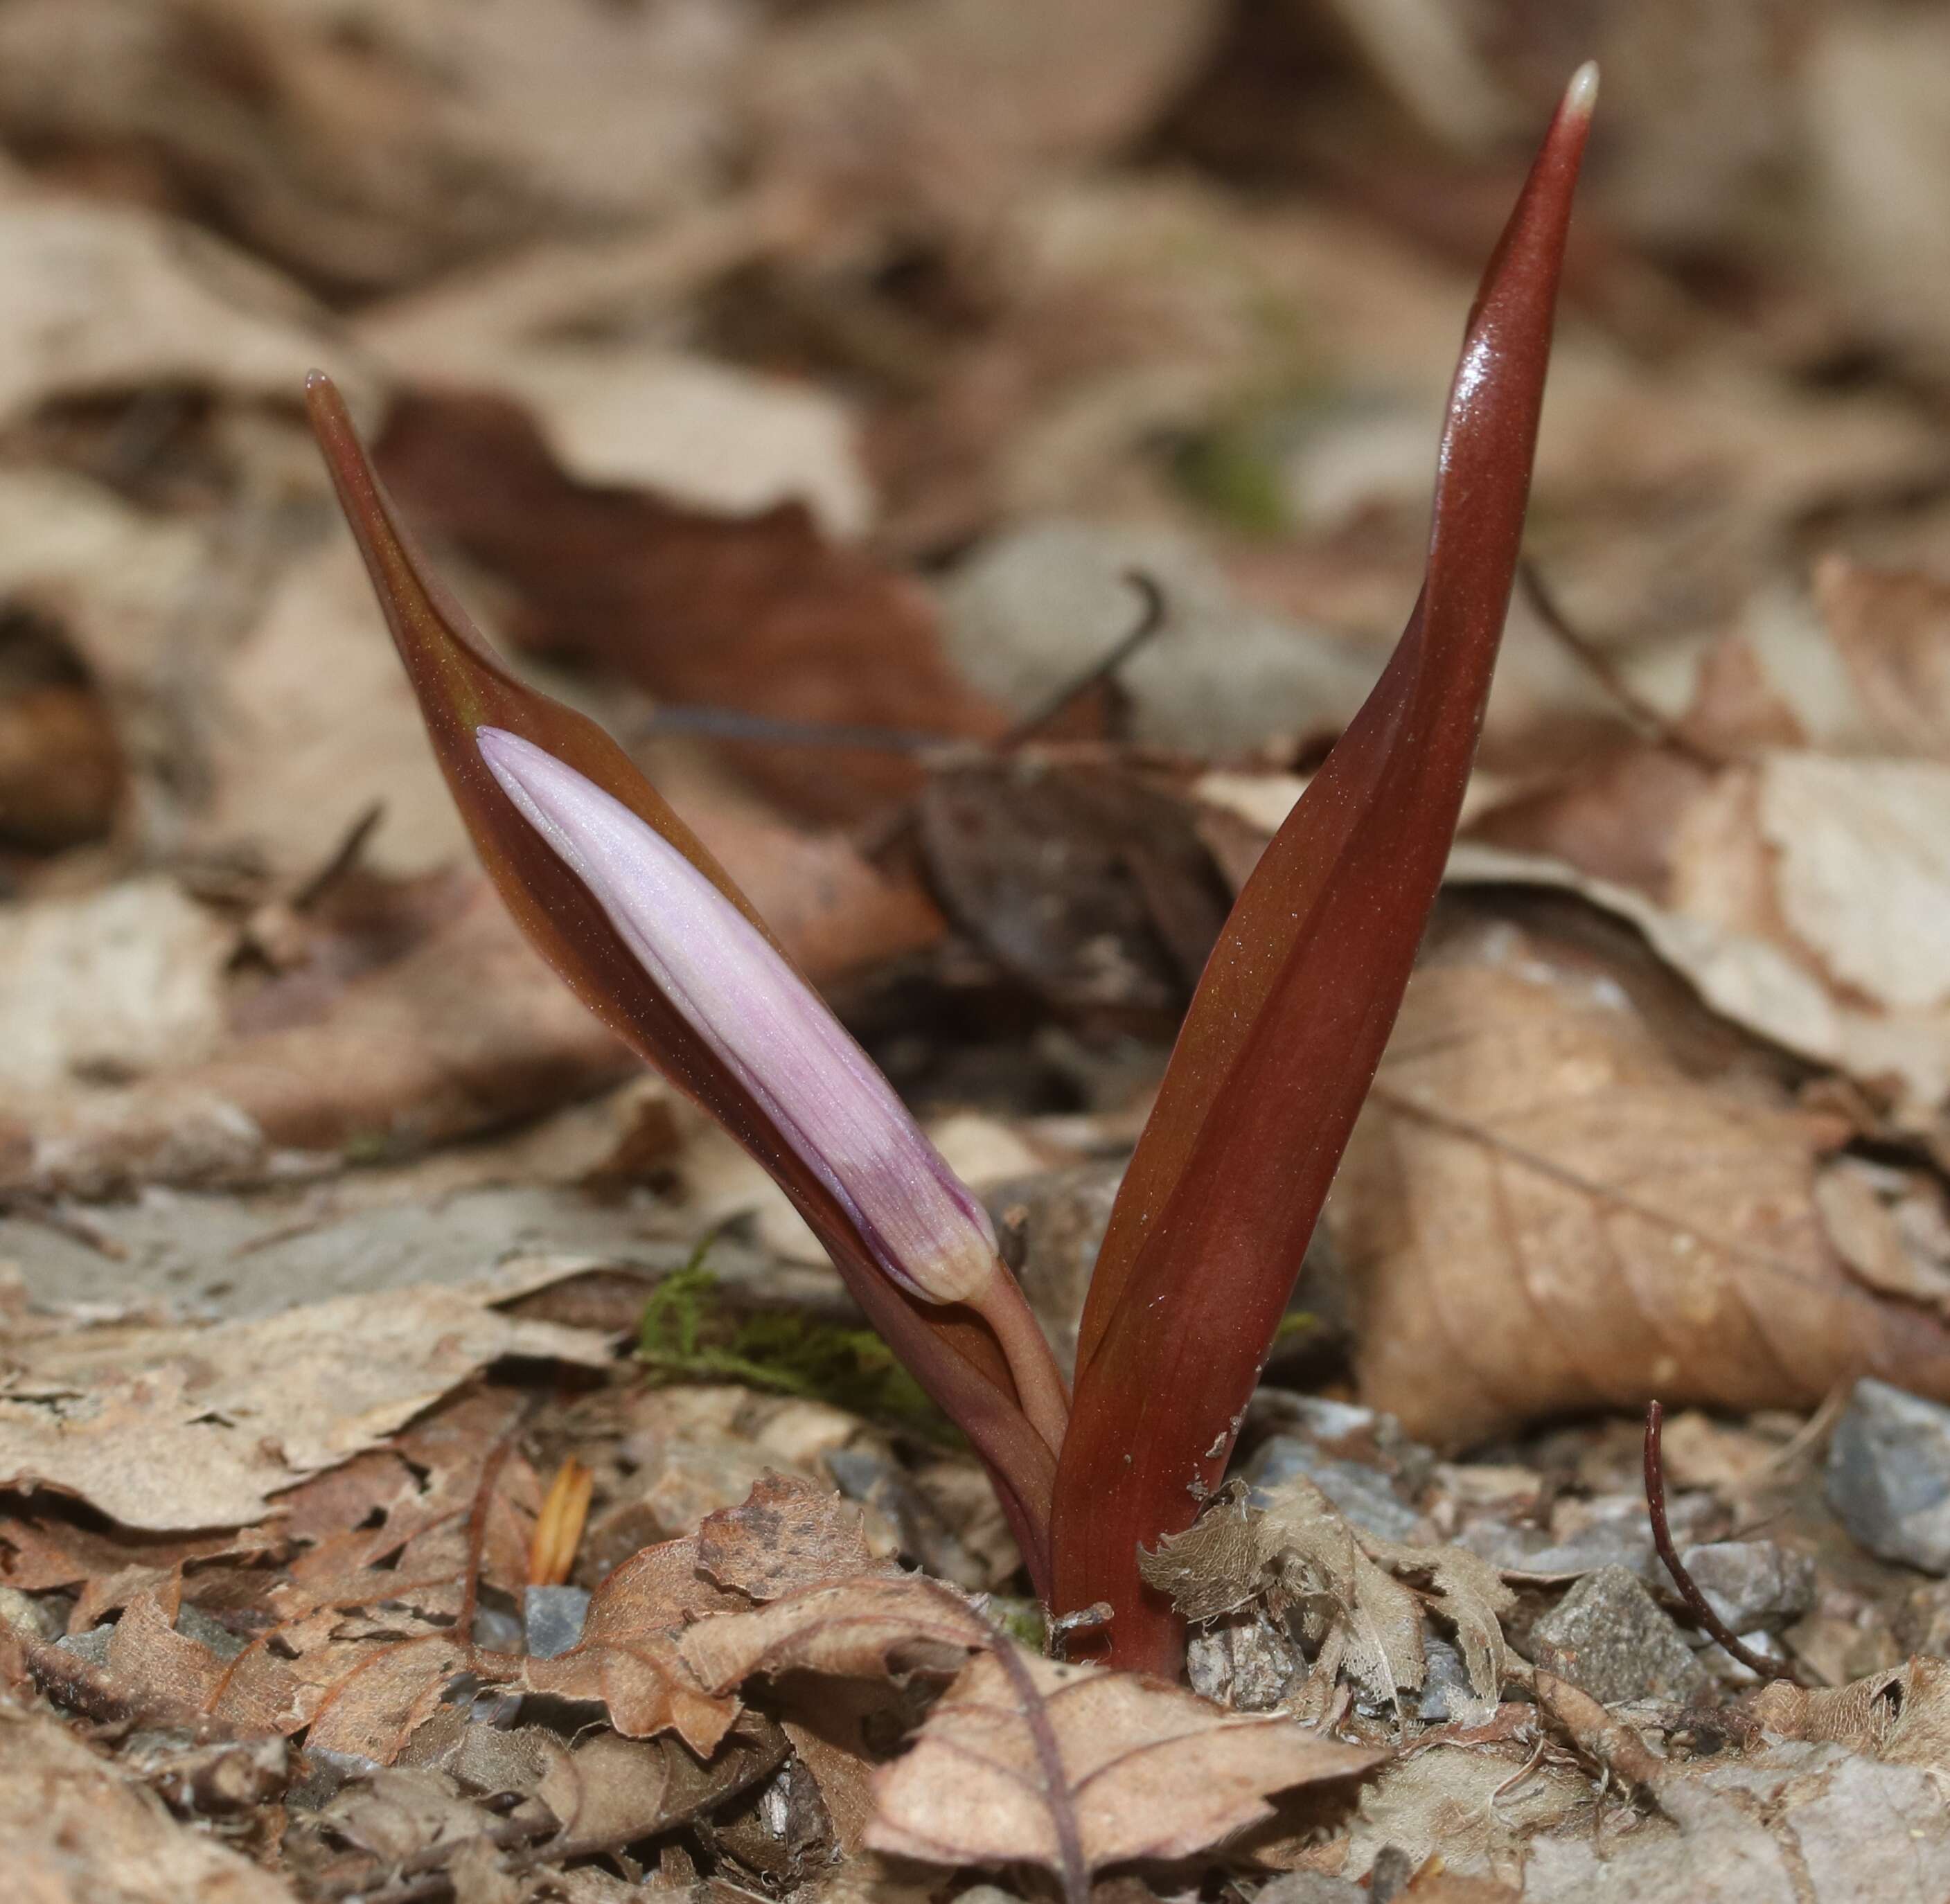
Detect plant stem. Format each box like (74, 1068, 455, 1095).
(975, 1276, 1071, 1463)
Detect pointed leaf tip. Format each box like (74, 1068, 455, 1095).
(1564, 61, 1599, 120)
(1052, 77, 1595, 1672)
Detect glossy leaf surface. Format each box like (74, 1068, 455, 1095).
(1050, 70, 1598, 1671)
(305, 377, 1058, 1585)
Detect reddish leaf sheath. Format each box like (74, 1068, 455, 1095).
(1051, 69, 1597, 1671)
(304, 377, 1060, 1588)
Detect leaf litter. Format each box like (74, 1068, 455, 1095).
(12, 3, 1950, 1898)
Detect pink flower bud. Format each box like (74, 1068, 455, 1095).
(477, 725, 999, 1306)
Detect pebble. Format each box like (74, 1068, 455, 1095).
(1529, 1565, 1712, 1705)
(1416, 1634, 1480, 1723)
(55, 1623, 112, 1667)
(1677, 1541, 1816, 1635)
(177, 1601, 249, 1661)
(522, 1585, 590, 1660)
(1246, 1435, 1421, 1542)
(472, 1605, 526, 1655)
(1827, 1378, 1950, 1573)
(1185, 1608, 1298, 1710)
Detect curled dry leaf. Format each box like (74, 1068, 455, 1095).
(533, 1715, 790, 1860)
(1335, 916, 1950, 1445)
(678, 1574, 991, 1696)
(1753, 1656, 1950, 1774)
(0, 1700, 300, 1904)
(517, 1537, 743, 1754)
(696, 1470, 892, 1602)
(1142, 1479, 1512, 1712)
(865, 1640, 1380, 1894)
(0, 1263, 611, 1529)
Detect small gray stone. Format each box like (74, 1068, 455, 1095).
(55, 1624, 113, 1667)
(1246, 1436, 1420, 1542)
(1827, 1378, 1950, 1573)
(1529, 1565, 1712, 1705)
(1677, 1541, 1816, 1634)
(472, 1605, 526, 1655)
(522, 1585, 590, 1660)
(1416, 1634, 1477, 1723)
(1185, 1609, 1298, 1710)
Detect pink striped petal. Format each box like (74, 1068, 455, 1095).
(477, 725, 998, 1306)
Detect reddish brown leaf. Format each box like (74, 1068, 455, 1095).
(372, 388, 1007, 823)
(1050, 71, 1597, 1670)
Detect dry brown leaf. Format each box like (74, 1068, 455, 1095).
(865, 1641, 1380, 1886)
(518, 1538, 741, 1754)
(533, 1716, 789, 1859)
(1811, 557, 1950, 762)
(0, 878, 231, 1095)
(373, 388, 1005, 824)
(0, 191, 367, 424)
(0, 1696, 300, 1902)
(302, 1634, 471, 1765)
(104, 1581, 228, 1716)
(697, 1471, 890, 1603)
(751, 0, 1218, 245)
(678, 1574, 991, 1696)
(1753, 1656, 1950, 1774)
(0, 1, 747, 294)
(0, 1263, 611, 1529)
(1334, 917, 1950, 1445)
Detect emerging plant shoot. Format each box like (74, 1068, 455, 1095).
(310, 62, 1593, 1676)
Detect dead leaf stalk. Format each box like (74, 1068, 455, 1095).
(1643, 1400, 1801, 1683)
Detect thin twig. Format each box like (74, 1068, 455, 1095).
(1518, 561, 1726, 769)
(1643, 1400, 1800, 1683)
(1001, 570, 1168, 749)
(291, 801, 386, 911)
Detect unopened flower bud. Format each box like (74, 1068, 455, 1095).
(477, 725, 998, 1305)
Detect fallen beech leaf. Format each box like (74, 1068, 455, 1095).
(0, 680, 122, 849)
(0, 1700, 300, 1903)
(373, 389, 1006, 823)
(0, 1265, 612, 1529)
(1334, 918, 1950, 1445)
(916, 761, 1230, 1016)
(0, 193, 367, 425)
(0, 3, 747, 295)
(534, 1716, 788, 1859)
(303, 1633, 472, 1765)
(697, 1471, 890, 1602)
(1753, 1656, 1950, 1774)
(0, 878, 230, 1094)
(518, 1540, 741, 1754)
(678, 1574, 991, 1695)
(105, 1583, 229, 1717)
(1811, 556, 1950, 761)
(1460, 738, 1950, 1126)
(865, 1643, 1379, 1892)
